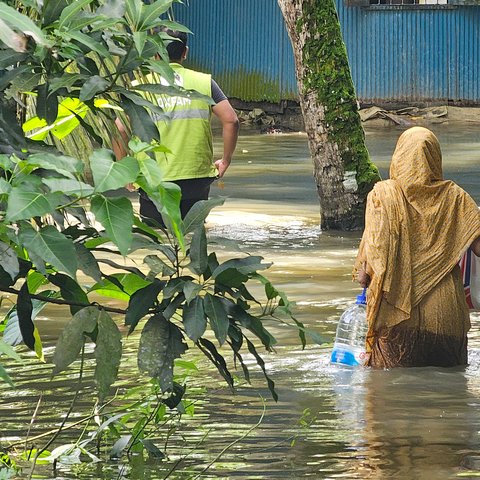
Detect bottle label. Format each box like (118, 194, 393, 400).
(330, 345, 366, 367)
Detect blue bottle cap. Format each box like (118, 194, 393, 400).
(355, 288, 367, 305)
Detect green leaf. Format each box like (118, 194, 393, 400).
(0, 50, 27, 68)
(203, 293, 229, 346)
(79, 76, 109, 102)
(0, 339, 22, 362)
(246, 338, 278, 401)
(37, 83, 59, 125)
(182, 296, 206, 342)
(89, 273, 151, 301)
(0, 364, 14, 387)
(138, 0, 172, 30)
(49, 272, 89, 315)
(0, 241, 19, 280)
(90, 150, 139, 192)
(68, 30, 110, 57)
(143, 254, 175, 277)
(138, 157, 163, 188)
(197, 337, 233, 388)
(188, 226, 208, 275)
(182, 198, 224, 235)
(74, 244, 102, 282)
(94, 310, 122, 402)
(118, 89, 167, 119)
(42, 0, 69, 26)
(5, 188, 62, 222)
(183, 280, 202, 303)
(58, 0, 95, 29)
(121, 95, 159, 143)
(0, 3, 51, 47)
(42, 178, 94, 196)
(19, 225, 78, 279)
(17, 282, 34, 350)
(137, 314, 187, 392)
(27, 152, 84, 178)
(133, 31, 147, 55)
(125, 0, 143, 29)
(125, 280, 164, 333)
(52, 306, 99, 374)
(91, 195, 134, 256)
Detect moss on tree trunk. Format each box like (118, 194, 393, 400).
(278, 0, 380, 230)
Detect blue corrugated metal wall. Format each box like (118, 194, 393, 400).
(174, 1, 480, 104)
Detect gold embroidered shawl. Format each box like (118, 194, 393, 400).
(354, 127, 480, 335)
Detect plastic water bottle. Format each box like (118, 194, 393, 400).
(330, 289, 367, 367)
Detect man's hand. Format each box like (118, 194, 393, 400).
(214, 158, 230, 178)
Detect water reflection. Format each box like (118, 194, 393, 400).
(1, 123, 480, 479)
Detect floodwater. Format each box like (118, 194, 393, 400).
(2, 122, 480, 480)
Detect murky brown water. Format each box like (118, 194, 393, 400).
(2, 122, 480, 479)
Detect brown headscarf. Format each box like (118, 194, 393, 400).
(354, 127, 480, 336)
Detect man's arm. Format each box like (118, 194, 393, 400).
(212, 99, 239, 178)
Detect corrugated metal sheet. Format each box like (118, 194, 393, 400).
(174, 0, 297, 102)
(174, 1, 480, 104)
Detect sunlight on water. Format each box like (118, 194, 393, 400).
(1, 124, 480, 479)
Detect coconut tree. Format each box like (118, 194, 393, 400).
(278, 0, 380, 230)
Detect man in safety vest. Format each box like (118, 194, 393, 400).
(137, 29, 239, 224)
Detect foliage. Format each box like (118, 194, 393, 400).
(0, 0, 308, 408)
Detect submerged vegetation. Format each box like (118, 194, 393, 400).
(0, 0, 316, 476)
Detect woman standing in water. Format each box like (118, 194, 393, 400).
(354, 127, 480, 368)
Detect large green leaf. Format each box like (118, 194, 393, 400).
(79, 76, 110, 102)
(26, 152, 84, 178)
(137, 314, 187, 392)
(68, 31, 110, 57)
(42, 178, 94, 196)
(120, 96, 159, 143)
(0, 50, 27, 68)
(0, 241, 19, 280)
(58, 0, 95, 29)
(42, 0, 69, 27)
(0, 365, 14, 387)
(246, 338, 278, 402)
(182, 198, 224, 235)
(188, 226, 207, 275)
(138, 0, 172, 31)
(5, 188, 62, 222)
(182, 296, 206, 343)
(90, 195, 134, 256)
(203, 293, 229, 346)
(0, 3, 51, 47)
(117, 89, 168, 120)
(18, 225, 78, 279)
(74, 244, 102, 282)
(94, 310, 122, 402)
(17, 282, 34, 350)
(52, 306, 99, 374)
(125, 0, 143, 29)
(49, 272, 89, 315)
(137, 157, 163, 189)
(90, 150, 139, 193)
(125, 279, 165, 333)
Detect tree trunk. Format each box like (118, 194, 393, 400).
(278, 0, 380, 230)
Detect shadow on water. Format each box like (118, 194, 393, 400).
(2, 123, 480, 479)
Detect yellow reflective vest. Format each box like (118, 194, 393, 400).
(152, 63, 216, 181)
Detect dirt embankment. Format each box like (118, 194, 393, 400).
(230, 100, 480, 133)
